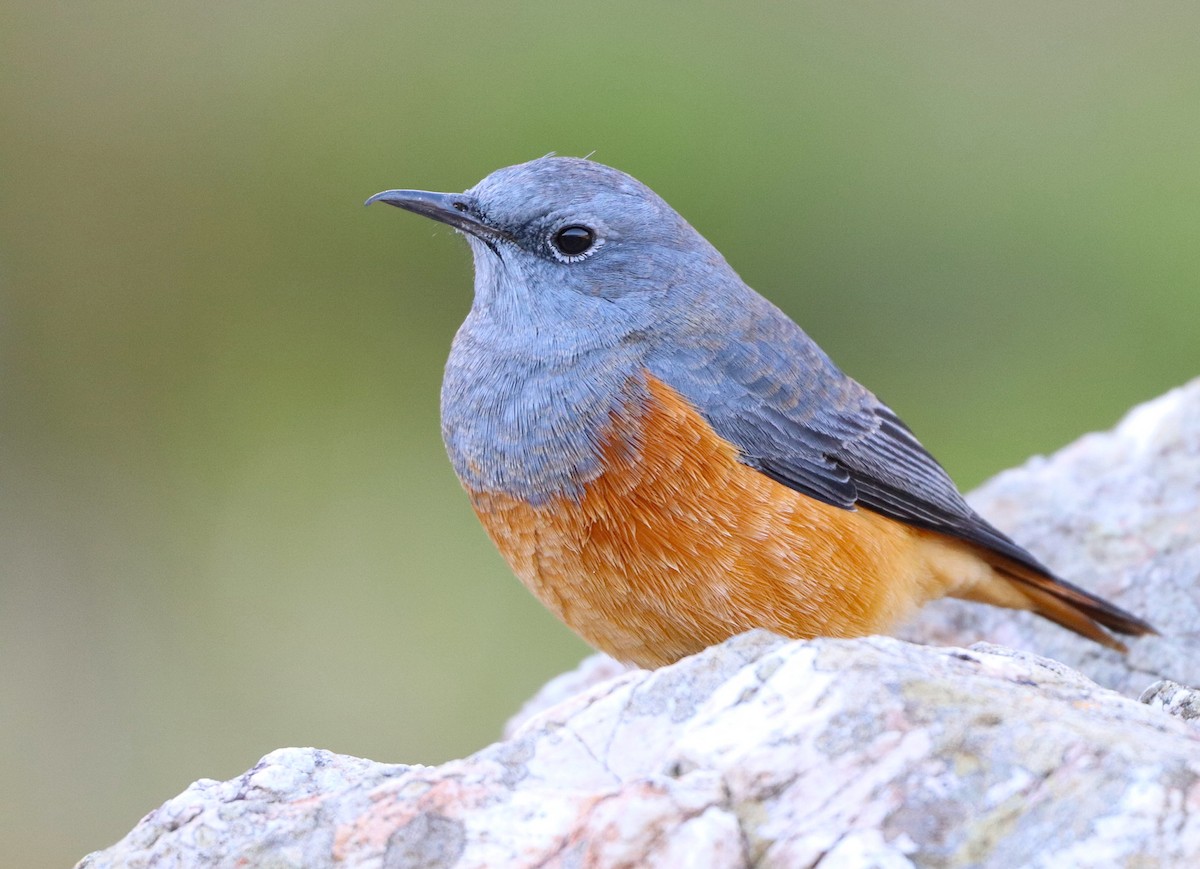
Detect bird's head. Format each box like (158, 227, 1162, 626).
(367, 156, 739, 341)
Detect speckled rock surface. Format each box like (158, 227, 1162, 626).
(1142, 680, 1200, 727)
(77, 380, 1200, 868)
(79, 633, 1200, 868)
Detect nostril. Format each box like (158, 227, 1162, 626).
(452, 200, 469, 212)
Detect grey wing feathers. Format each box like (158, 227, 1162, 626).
(647, 314, 1052, 577)
(829, 405, 1056, 576)
(738, 388, 1053, 577)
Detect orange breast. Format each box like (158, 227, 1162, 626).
(468, 373, 950, 667)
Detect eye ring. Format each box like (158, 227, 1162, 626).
(550, 224, 602, 262)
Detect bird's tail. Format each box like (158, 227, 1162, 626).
(979, 553, 1158, 652)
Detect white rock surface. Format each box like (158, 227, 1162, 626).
(77, 379, 1200, 868)
(78, 634, 1200, 868)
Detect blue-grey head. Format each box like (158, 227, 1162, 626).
(366, 157, 746, 346)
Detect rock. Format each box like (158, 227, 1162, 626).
(78, 634, 1200, 868)
(76, 380, 1200, 868)
(82, 751, 414, 868)
(1141, 680, 1200, 727)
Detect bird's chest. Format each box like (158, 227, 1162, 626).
(461, 371, 735, 664)
(440, 338, 643, 505)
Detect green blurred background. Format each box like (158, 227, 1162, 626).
(2, 2, 1197, 864)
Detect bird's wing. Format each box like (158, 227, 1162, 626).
(645, 306, 1050, 576)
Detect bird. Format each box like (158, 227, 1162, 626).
(366, 156, 1156, 668)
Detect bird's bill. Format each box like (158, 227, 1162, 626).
(365, 188, 512, 244)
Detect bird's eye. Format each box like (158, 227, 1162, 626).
(551, 225, 597, 260)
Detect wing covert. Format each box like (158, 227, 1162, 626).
(644, 303, 1052, 577)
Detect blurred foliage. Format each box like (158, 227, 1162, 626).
(1, 2, 1197, 864)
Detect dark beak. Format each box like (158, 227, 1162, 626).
(364, 189, 511, 244)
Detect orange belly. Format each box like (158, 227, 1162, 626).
(468, 373, 963, 667)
